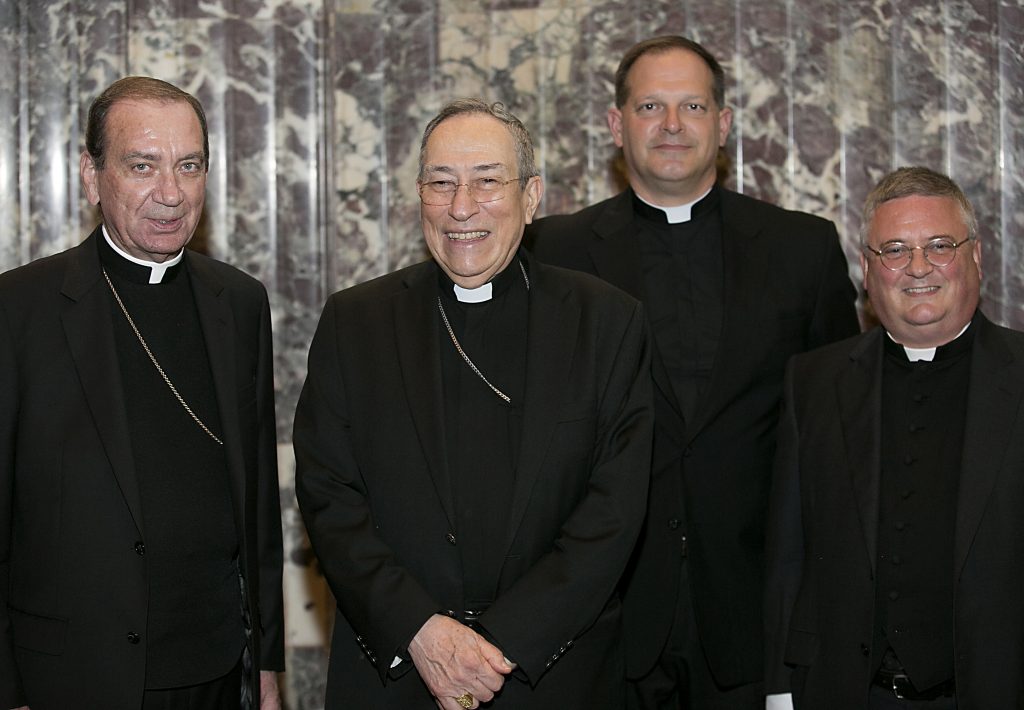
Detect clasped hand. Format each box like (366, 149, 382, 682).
(408, 614, 514, 709)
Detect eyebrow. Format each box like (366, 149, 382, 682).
(879, 233, 958, 244)
(120, 151, 206, 164)
(423, 162, 507, 175)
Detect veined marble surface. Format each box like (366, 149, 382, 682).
(3, 0, 1022, 706)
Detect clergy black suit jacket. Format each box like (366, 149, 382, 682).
(526, 188, 859, 686)
(765, 314, 1024, 709)
(294, 254, 653, 708)
(0, 228, 284, 710)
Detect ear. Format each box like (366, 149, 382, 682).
(859, 250, 869, 292)
(81, 152, 101, 206)
(717, 106, 733, 148)
(970, 237, 982, 279)
(522, 175, 544, 224)
(607, 107, 624, 148)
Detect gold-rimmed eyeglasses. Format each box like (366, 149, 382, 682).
(418, 177, 522, 206)
(862, 236, 973, 271)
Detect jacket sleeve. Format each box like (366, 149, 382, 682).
(254, 290, 286, 672)
(764, 358, 805, 694)
(0, 299, 26, 708)
(478, 301, 654, 684)
(293, 296, 439, 683)
(808, 221, 860, 347)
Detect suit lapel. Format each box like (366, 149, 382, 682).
(837, 330, 885, 576)
(505, 259, 577, 543)
(954, 315, 1022, 580)
(60, 230, 145, 534)
(684, 191, 771, 443)
(587, 191, 644, 299)
(188, 254, 248, 534)
(394, 264, 455, 527)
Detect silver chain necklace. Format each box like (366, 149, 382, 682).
(437, 260, 529, 405)
(102, 268, 224, 446)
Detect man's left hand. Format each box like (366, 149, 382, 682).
(259, 670, 281, 710)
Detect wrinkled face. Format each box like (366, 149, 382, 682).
(861, 194, 982, 348)
(419, 113, 543, 289)
(608, 48, 732, 206)
(81, 99, 206, 263)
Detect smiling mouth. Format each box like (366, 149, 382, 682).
(446, 231, 488, 241)
(904, 285, 939, 295)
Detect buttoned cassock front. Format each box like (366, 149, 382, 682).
(294, 255, 653, 708)
(764, 315, 1024, 709)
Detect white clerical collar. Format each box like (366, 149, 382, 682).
(453, 281, 493, 303)
(888, 321, 971, 362)
(636, 186, 713, 224)
(102, 225, 184, 284)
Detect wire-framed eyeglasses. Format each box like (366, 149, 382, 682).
(862, 236, 973, 271)
(418, 177, 522, 206)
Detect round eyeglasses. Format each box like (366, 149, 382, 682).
(862, 236, 973, 271)
(418, 177, 521, 206)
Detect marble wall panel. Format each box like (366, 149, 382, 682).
(3, 1, 1023, 707)
(994, 0, 1024, 330)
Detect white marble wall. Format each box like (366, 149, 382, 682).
(3, 0, 1023, 706)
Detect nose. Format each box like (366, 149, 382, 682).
(154, 170, 184, 206)
(905, 245, 933, 277)
(662, 106, 681, 134)
(447, 183, 480, 221)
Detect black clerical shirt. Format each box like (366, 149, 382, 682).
(99, 235, 243, 688)
(438, 256, 529, 615)
(633, 188, 723, 425)
(873, 321, 974, 691)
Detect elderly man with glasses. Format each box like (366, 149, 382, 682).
(765, 166, 1024, 710)
(294, 98, 653, 710)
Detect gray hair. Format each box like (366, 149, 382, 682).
(418, 99, 538, 187)
(861, 166, 978, 244)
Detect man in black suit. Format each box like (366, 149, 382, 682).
(765, 166, 1024, 709)
(527, 35, 859, 710)
(294, 98, 653, 710)
(0, 77, 284, 710)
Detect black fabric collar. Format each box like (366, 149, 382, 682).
(630, 185, 721, 226)
(98, 230, 186, 285)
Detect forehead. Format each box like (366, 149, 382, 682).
(868, 194, 967, 243)
(105, 99, 202, 145)
(627, 49, 715, 98)
(424, 113, 516, 170)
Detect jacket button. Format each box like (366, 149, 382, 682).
(668, 518, 680, 530)
(861, 644, 869, 656)
(680, 536, 688, 558)
(446, 533, 457, 545)
(127, 632, 141, 644)
(134, 541, 146, 555)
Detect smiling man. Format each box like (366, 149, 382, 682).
(765, 167, 1024, 709)
(0, 77, 283, 710)
(527, 35, 859, 710)
(294, 99, 653, 709)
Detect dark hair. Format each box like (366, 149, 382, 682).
(861, 166, 978, 244)
(418, 98, 538, 187)
(614, 35, 726, 110)
(85, 76, 209, 170)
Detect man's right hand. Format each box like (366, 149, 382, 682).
(408, 614, 512, 709)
